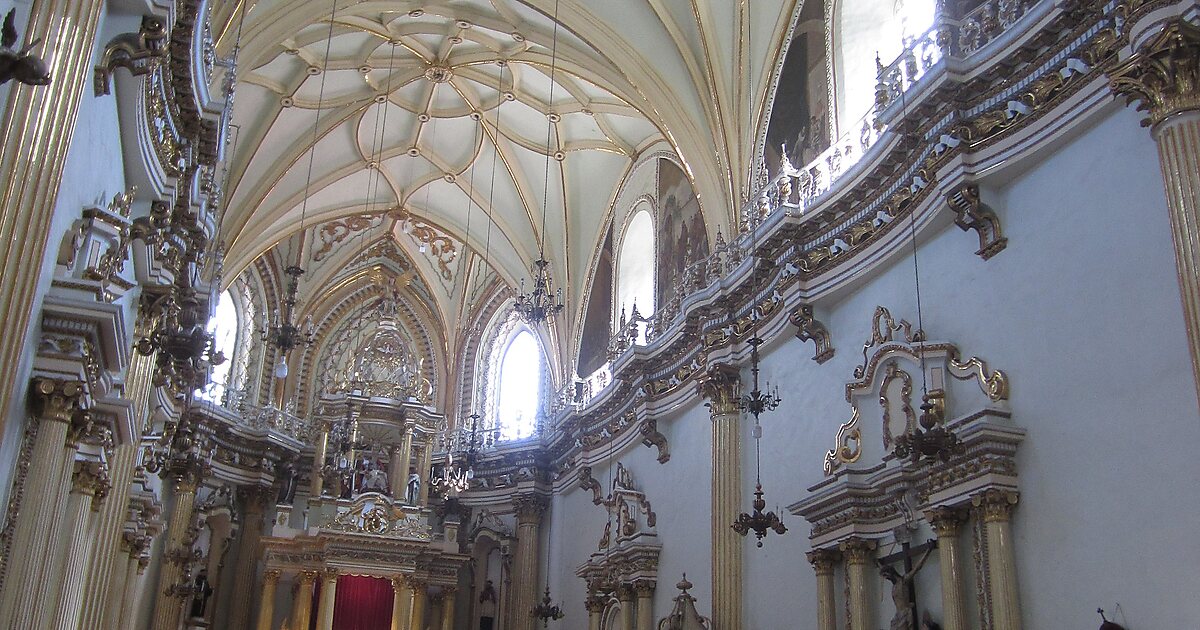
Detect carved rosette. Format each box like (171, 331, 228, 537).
(699, 364, 740, 416)
(806, 548, 840, 576)
(971, 489, 1018, 523)
(1107, 20, 1200, 128)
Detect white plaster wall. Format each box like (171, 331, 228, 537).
(549, 104, 1200, 630)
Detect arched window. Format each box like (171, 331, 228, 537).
(199, 289, 238, 403)
(615, 207, 655, 341)
(495, 329, 542, 441)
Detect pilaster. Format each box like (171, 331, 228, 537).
(150, 474, 201, 630)
(230, 485, 272, 629)
(409, 578, 428, 630)
(617, 583, 636, 630)
(439, 587, 457, 630)
(50, 461, 107, 630)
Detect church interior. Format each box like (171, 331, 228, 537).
(0, 0, 1197, 628)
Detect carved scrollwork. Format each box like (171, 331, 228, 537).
(578, 466, 604, 505)
(946, 184, 1007, 260)
(822, 406, 862, 475)
(948, 354, 1010, 402)
(855, 307, 922, 379)
(639, 417, 670, 463)
(791, 304, 835, 364)
(94, 14, 169, 96)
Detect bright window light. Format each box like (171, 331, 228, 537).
(198, 290, 237, 402)
(497, 330, 541, 440)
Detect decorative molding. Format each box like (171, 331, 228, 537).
(698, 363, 740, 416)
(946, 184, 1008, 260)
(791, 304, 835, 364)
(94, 14, 169, 96)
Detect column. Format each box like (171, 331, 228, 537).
(292, 571, 317, 630)
(389, 444, 404, 497)
(585, 594, 605, 630)
(316, 570, 339, 630)
(440, 587, 457, 630)
(634, 581, 655, 630)
(399, 429, 415, 503)
(117, 546, 147, 629)
(231, 486, 272, 629)
(839, 537, 876, 630)
(151, 472, 202, 630)
(391, 575, 412, 630)
(699, 364, 741, 630)
(926, 507, 968, 630)
(1107, 19, 1200, 405)
(311, 425, 329, 497)
(409, 580, 428, 630)
(972, 490, 1021, 630)
(418, 438, 433, 505)
(511, 495, 548, 630)
(806, 548, 840, 630)
(0, 0, 107, 442)
(51, 461, 107, 630)
(618, 584, 636, 630)
(0, 378, 86, 628)
(256, 569, 281, 630)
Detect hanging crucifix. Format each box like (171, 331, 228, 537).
(877, 532, 937, 630)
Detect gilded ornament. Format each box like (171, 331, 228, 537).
(946, 184, 1008, 260)
(94, 14, 168, 95)
(1106, 20, 1200, 127)
(792, 303, 836, 364)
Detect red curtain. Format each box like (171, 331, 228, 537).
(332, 575, 394, 630)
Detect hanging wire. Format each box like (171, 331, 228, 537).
(292, 0, 341, 269)
(897, 29, 929, 399)
(537, 0, 563, 261)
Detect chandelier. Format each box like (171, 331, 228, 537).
(515, 258, 564, 324)
(531, 587, 565, 626)
(738, 336, 781, 416)
(432, 414, 481, 494)
(732, 482, 787, 547)
(892, 392, 963, 465)
(261, 264, 314, 378)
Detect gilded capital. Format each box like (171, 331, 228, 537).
(72, 460, 110, 504)
(264, 569, 282, 585)
(838, 537, 877, 566)
(1107, 20, 1200, 128)
(299, 570, 319, 584)
(806, 548, 841, 576)
(512, 494, 549, 524)
(616, 583, 636, 602)
(31, 378, 86, 425)
(925, 506, 968, 537)
(321, 568, 340, 583)
(699, 363, 741, 416)
(391, 575, 407, 592)
(971, 488, 1019, 523)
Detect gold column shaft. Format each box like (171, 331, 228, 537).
(927, 509, 968, 630)
(635, 584, 654, 630)
(439, 589, 456, 630)
(49, 466, 101, 630)
(710, 409, 742, 630)
(231, 488, 269, 629)
(807, 550, 839, 630)
(257, 570, 281, 630)
(391, 576, 412, 630)
(511, 496, 546, 630)
(840, 538, 875, 630)
(618, 585, 636, 630)
(409, 583, 427, 630)
(293, 571, 316, 630)
(586, 599, 602, 630)
(0, 0, 105, 446)
(316, 571, 338, 630)
(150, 480, 198, 630)
(29, 439, 80, 629)
(973, 491, 1021, 630)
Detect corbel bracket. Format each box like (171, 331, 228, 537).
(94, 14, 169, 96)
(639, 417, 670, 464)
(791, 304, 835, 364)
(947, 183, 1007, 260)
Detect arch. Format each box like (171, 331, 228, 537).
(614, 204, 656, 338)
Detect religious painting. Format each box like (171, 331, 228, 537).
(577, 226, 614, 376)
(656, 159, 709, 307)
(764, 0, 831, 177)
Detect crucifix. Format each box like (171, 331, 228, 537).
(877, 526, 937, 630)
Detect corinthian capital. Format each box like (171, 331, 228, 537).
(1107, 19, 1200, 128)
(699, 363, 740, 415)
(512, 494, 549, 524)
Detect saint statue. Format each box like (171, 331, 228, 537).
(406, 466, 421, 504)
(879, 542, 936, 630)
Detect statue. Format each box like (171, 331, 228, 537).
(363, 463, 388, 493)
(880, 542, 936, 630)
(0, 10, 51, 87)
(406, 466, 421, 504)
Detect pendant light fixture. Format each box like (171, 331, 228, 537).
(514, 0, 565, 324)
(531, 497, 564, 625)
(731, 4, 786, 548)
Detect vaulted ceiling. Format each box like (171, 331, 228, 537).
(216, 0, 799, 369)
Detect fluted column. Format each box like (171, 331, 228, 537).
(117, 546, 147, 629)
(973, 490, 1021, 630)
(231, 486, 272, 629)
(311, 426, 329, 497)
(86, 344, 155, 630)
(256, 569, 281, 630)
(1107, 19, 1200, 405)
(511, 495, 548, 630)
(292, 571, 317, 630)
(0, 378, 86, 628)
(440, 587, 457, 630)
(51, 461, 107, 630)
(699, 364, 741, 630)
(418, 439, 433, 505)
(391, 575, 413, 630)
(151, 473, 201, 630)
(0, 0, 106, 442)
(806, 548, 839, 630)
(634, 581, 655, 630)
(316, 569, 339, 630)
(586, 595, 605, 630)
(839, 538, 876, 630)
(409, 580, 428, 630)
(926, 507, 968, 630)
(617, 584, 636, 630)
